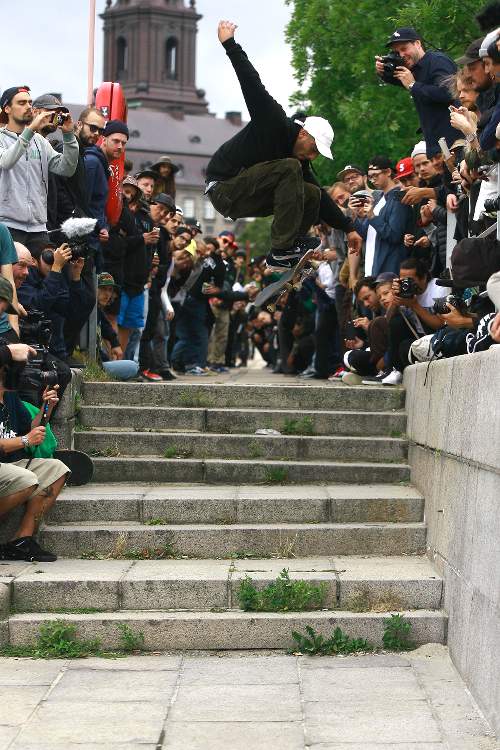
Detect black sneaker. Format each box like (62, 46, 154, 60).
(295, 235, 322, 252)
(158, 369, 177, 381)
(362, 369, 391, 385)
(265, 252, 300, 271)
(1, 536, 57, 562)
(271, 236, 321, 262)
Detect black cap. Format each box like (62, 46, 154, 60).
(135, 169, 157, 180)
(151, 192, 176, 211)
(385, 27, 421, 48)
(103, 119, 129, 138)
(175, 226, 192, 237)
(0, 85, 30, 111)
(456, 38, 483, 65)
(368, 155, 393, 171)
(185, 217, 202, 233)
(337, 164, 365, 180)
(375, 272, 398, 286)
(32, 93, 68, 112)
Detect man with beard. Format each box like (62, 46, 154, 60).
(0, 86, 78, 255)
(47, 104, 107, 229)
(206, 21, 361, 270)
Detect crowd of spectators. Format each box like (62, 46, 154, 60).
(0, 9, 500, 561)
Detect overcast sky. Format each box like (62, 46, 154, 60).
(0, 0, 297, 119)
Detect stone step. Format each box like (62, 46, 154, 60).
(8, 556, 443, 613)
(7, 609, 447, 650)
(39, 521, 426, 558)
(75, 430, 408, 463)
(49, 484, 425, 524)
(90, 457, 411, 484)
(83, 382, 405, 411)
(79, 405, 407, 437)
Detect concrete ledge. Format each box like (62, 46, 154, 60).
(404, 347, 500, 736)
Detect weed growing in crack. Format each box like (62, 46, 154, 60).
(292, 625, 372, 656)
(238, 569, 327, 612)
(382, 614, 416, 651)
(282, 416, 314, 435)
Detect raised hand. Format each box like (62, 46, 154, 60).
(218, 20, 237, 44)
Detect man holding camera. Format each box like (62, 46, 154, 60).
(206, 21, 361, 270)
(375, 28, 460, 160)
(0, 86, 78, 255)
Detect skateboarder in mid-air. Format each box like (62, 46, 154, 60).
(205, 21, 362, 271)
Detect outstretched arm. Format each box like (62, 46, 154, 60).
(217, 20, 286, 124)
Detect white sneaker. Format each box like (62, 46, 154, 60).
(381, 368, 403, 386)
(342, 372, 362, 386)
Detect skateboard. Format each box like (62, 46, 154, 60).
(54, 450, 94, 486)
(95, 82, 128, 227)
(254, 250, 320, 312)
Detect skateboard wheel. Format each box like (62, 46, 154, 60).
(267, 303, 276, 313)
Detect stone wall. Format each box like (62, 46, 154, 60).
(404, 347, 500, 736)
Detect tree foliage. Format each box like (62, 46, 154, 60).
(285, 0, 481, 184)
(238, 217, 273, 257)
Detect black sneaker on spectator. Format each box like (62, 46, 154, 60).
(0, 536, 57, 562)
(362, 369, 391, 385)
(158, 369, 177, 381)
(140, 369, 163, 382)
(381, 368, 403, 386)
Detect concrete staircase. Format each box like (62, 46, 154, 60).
(1, 379, 447, 650)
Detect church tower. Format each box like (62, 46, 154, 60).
(101, 0, 209, 114)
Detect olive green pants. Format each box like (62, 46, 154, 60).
(209, 159, 321, 250)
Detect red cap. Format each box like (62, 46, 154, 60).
(395, 157, 414, 178)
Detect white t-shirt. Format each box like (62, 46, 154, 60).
(317, 262, 336, 299)
(365, 195, 386, 276)
(417, 278, 450, 310)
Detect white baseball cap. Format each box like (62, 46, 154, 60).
(411, 140, 427, 159)
(294, 116, 334, 160)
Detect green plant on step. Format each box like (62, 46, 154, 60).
(248, 440, 264, 459)
(292, 625, 372, 656)
(282, 416, 314, 435)
(164, 445, 192, 459)
(117, 623, 145, 652)
(264, 467, 288, 484)
(0, 621, 102, 659)
(238, 568, 327, 612)
(382, 614, 416, 651)
(81, 358, 114, 382)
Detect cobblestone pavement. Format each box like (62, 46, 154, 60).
(0, 645, 496, 749)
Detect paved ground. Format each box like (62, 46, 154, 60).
(0, 645, 496, 749)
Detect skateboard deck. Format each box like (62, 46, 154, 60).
(54, 450, 94, 486)
(255, 250, 319, 311)
(95, 82, 128, 227)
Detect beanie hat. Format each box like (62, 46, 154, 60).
(103, 119, 129, 139)
(411, 141, 427, 159)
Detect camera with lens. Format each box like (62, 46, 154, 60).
(483, 195, 500, 214)
(398, 277, 420, 298)
(380, 52, 406, 83)
(42, 238, 90, 265)
(16, 311, 58, 404)
(432, 295, 468, 316)
(50, 111, 69, 127)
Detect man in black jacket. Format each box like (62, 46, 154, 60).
(375, 27, 460, 157)
(206, 21, 361, 270)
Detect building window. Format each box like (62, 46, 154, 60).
(203, 199, 216, 220)
(183, 198, 195, 217)
(166, 38, 178, 80)
(116, 37, 128, 78)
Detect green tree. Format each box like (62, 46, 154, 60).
(285, 0, 480, 184)
(238, 217, 273, 257)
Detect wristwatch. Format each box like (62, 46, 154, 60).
(465, 132, 477, 143)
(408, 81, 415, 91)
(21, 435, 30, 449)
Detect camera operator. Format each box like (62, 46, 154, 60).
(375, 28, 460, 158)
(16, 242, 94, 399)
(378, 257, 451, 384)
(0, 86, 78, 255)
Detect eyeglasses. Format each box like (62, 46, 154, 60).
(83, 122, 105, 135)
(367, 170, 382, 179)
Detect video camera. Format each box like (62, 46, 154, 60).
(2, 311, 59, 404)
(379, 51, 406, 84)
(47, 217, 98, 262)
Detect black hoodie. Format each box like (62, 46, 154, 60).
(206, 38, 354, 234)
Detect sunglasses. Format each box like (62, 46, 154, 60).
(83, 122, 105, 135)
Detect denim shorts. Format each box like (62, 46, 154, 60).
(118, 291, 145, 329)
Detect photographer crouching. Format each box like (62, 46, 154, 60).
(0, 288, 69, 562)
(11, 240, 94, 404)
